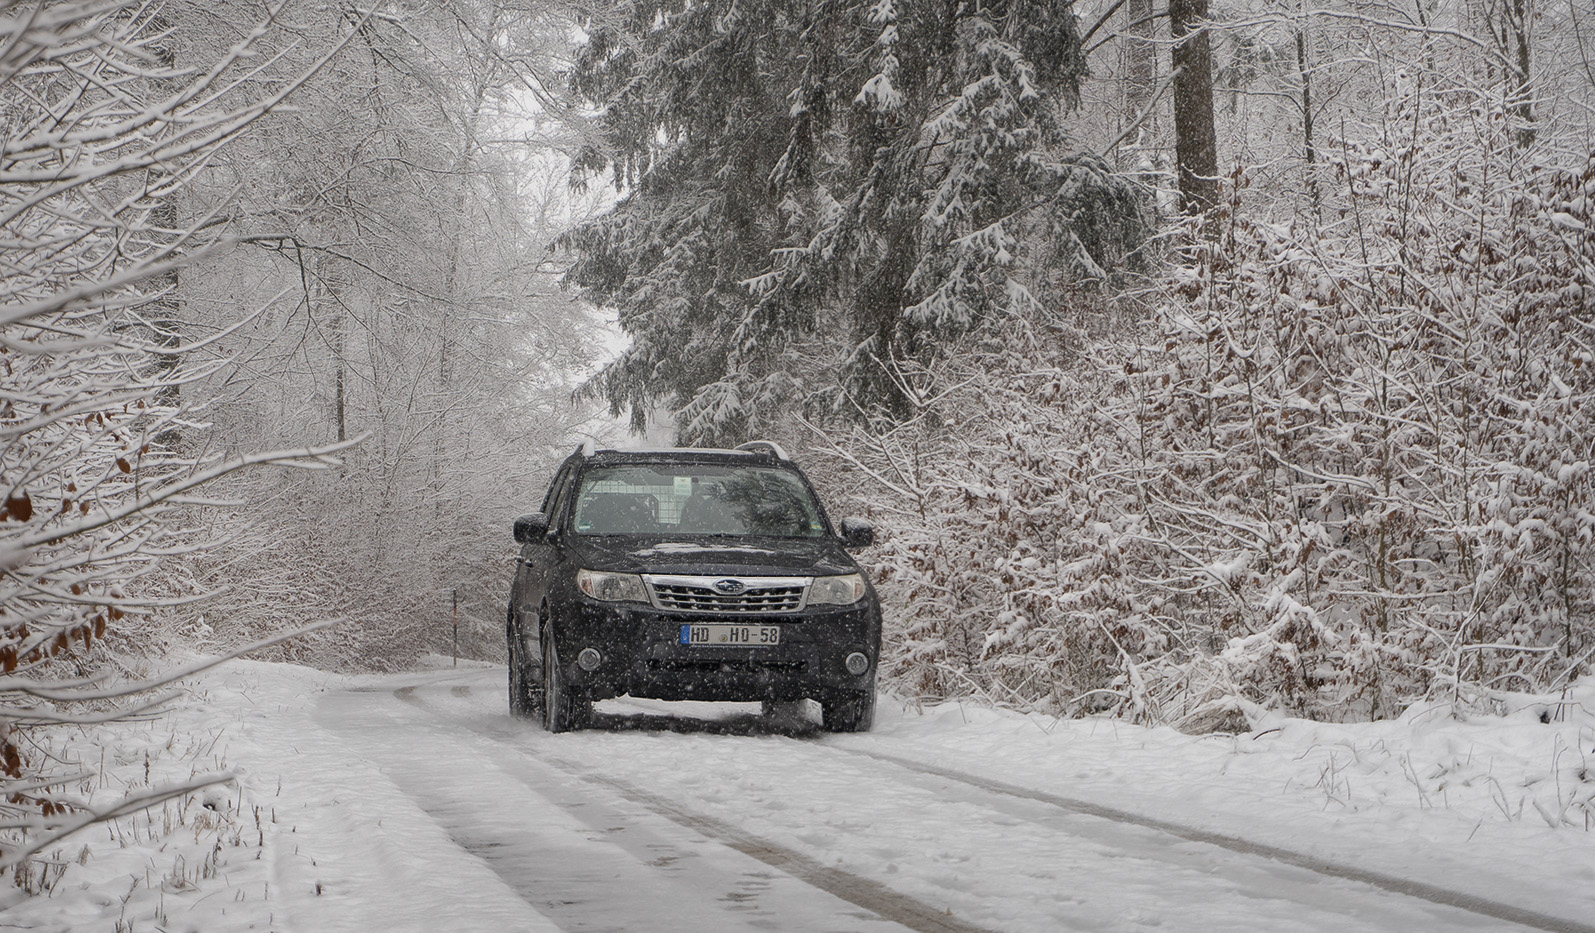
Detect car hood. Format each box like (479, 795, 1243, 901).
(568, 535, 860, 578)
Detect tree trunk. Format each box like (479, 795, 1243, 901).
(1170, 0, 1219, 223)
(1124, 0, 1158, 146)
(1296, 28, 1320, 214)
(149, 21, 183, 446)
(1509, 0, 1535, 148)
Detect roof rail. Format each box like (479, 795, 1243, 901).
(735, 440, 789, 460)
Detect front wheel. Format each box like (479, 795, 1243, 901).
(507, 626, 539, 718)
(541, 631, 589, 733)
(506, 603, 543, 717)
(821, 684, 876, 733)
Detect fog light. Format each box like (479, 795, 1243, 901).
(577, 647, 602, 671)
(844, 652, 870, 676)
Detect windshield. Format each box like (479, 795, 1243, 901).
(572, 463, 828, 537)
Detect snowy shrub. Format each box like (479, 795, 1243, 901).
(806, 313, 1164, 717)
(1118, 77, 1595, 720)
(828, 71, 1595, 727)
(180, 456, 568, 672)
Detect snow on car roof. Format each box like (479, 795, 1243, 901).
(577, 439, 791, 460)
(584, 446, 777, 460)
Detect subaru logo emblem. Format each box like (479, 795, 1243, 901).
(712, 579, 746, 595)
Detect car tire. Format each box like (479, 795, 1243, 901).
(821, 685, 875, 733)
(541, 628, 588, 733)
(507, 609, 539, 718)
(507, 604, 522, 715)
(508, 644, 526, 716)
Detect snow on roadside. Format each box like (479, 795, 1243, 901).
(0, 668, 274, 932)
(851, 685, 1595, 920)
(0, 657, 558, 933)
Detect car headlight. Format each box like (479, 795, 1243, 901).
(808, 573, 866, 606)
(576, 569, 649, 602)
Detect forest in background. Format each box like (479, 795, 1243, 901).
(2, 0, 1593, 878)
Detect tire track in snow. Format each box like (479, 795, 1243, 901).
(826, 749, 1595, 933)
(545, 763, 995, 933)
(391, 684, 993, 933)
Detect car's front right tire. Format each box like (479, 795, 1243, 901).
(821, 684, 876, 733)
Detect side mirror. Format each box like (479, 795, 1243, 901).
(512, 512, 549, 544)
(839, 517, 874, 549)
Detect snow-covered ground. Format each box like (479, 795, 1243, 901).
(3, 658, 1593, 932)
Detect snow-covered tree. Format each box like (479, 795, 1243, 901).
(159, 0, 601, 668)
(565, 0, 1150, 444)
(0, 0, 357, 882)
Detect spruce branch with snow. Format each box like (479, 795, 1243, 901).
(563, 0, 1150, 444)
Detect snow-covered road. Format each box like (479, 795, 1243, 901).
(11, 659, 1594, 932)
(287, 665, 1594, 933)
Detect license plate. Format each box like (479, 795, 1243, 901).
(679, 624, 781, 646)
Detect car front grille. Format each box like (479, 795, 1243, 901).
(642, 575, 807, 614)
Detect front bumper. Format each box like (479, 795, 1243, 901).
(551, 599, 880, 703)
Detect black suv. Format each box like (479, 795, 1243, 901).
(507, 442, 881, 733)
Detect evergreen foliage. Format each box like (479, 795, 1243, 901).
(565, 0, 1149, 443)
